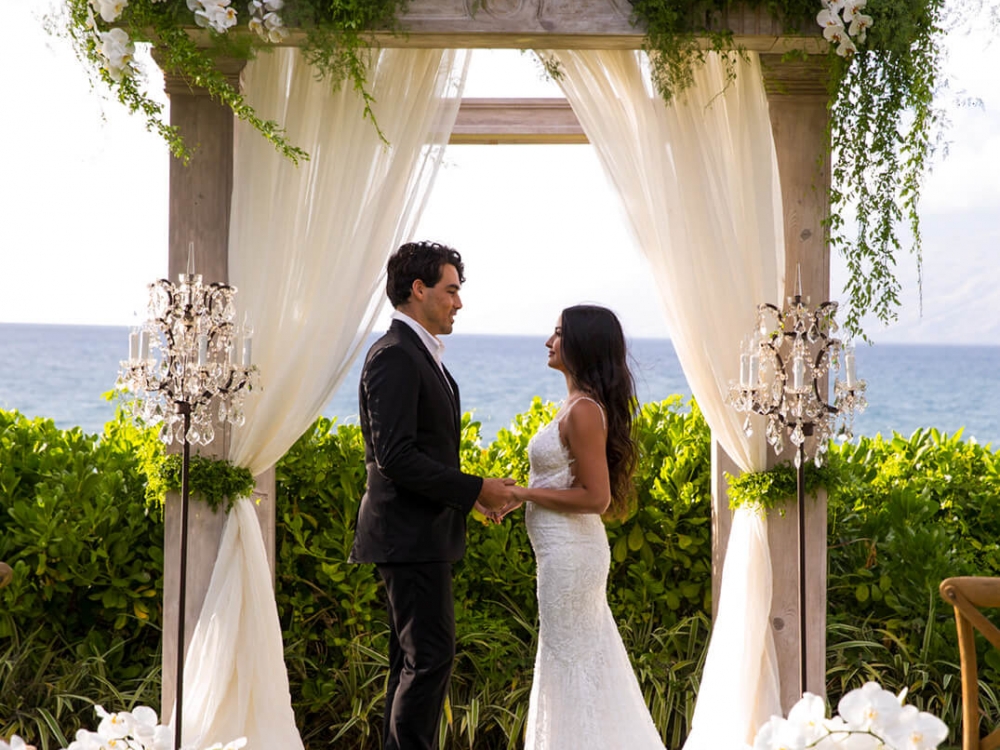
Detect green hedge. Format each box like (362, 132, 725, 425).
(2, 404, 1000, 749)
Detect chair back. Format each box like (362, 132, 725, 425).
(941, 576, 1000, 750)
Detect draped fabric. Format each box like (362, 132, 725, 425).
(172, 47, 469, 749)
(540, 49, 785, 748)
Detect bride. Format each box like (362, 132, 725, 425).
(504, 304, 666, 749)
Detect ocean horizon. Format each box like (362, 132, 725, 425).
(2, 321, 998, 447)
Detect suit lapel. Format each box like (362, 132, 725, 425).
(393, 321, 461, 435)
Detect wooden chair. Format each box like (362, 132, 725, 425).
(941, 577, 1000, 750)
(0, 561, 11, 588)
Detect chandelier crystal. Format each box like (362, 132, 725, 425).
(727, 290, 867, 467)
(116, 248, 258, 444)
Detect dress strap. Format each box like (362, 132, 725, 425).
(560, 395, 607, 430)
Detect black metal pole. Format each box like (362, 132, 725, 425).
(175, 403, 191, 750)
(797, 440, 807, 697)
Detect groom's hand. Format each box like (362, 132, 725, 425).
(477, 477, 516, 514)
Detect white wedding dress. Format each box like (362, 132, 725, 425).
(523, 406, 666, 750)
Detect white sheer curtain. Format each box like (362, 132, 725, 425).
(173, 47, 469, 749)
(540, 49, 785, 748)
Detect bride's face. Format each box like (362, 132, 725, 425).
(545, 317, 565, 372)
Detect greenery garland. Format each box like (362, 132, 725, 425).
(56, 0, 408, 162)
(726, 460, 831, 512)
(136, 432, 256, 512)
(55, 0, 985, 337)
(627, 0, 951, 339)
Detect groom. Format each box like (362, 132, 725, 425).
(350, 241, 515, 750)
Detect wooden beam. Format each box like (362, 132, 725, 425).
(197, 0, 825, 53)
(450, 98, 587, 144)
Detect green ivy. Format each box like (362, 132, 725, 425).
(726, 460, 831, 512)
(152, 453, 256, 513)
(628, 0, 954, 338)
(55, 0, 407, 162)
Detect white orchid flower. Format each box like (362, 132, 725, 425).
(126, 706, 159, 746)
(96, 708, 131, 741)
(753, 715, 809, 750)
(817, 8, 848, 42)
(65, 728, 108, 750)
(98, 27, 135, 81)
(836, 36, 858, 55)
(838, 682, 904, 735)
(848, 12, 873, 42)
(89, 0, 128, 23)
(883, 705, 949, 750)
(247, 0, 264, 12)
(0, 736, 29, 750)
(787, 692, 829, 745)
(194, 2, 238, 33)
(263, 0, 283, 9)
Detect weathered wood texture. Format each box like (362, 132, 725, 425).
(272, 0, 825, 50)
(160, 60, 278, 715)
(761, 52, 832, 711)
(451, 98, 586, 143)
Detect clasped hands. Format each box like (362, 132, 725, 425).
(474, 477, 523, 524)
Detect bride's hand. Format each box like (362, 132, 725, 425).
(497, 487, 526, 520)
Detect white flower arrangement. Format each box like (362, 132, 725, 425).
(83, 0, 288, 82)
(816, 0, 874, 56)
(754, 682, 949, 750)
(20, 705, 250, 750)
(0, 735, 32, 750)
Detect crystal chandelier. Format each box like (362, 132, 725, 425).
(728, 282, 867, 468)
(726, 272, 867, 697)
(115, 246, 257, 750)
(117, 248, 258, 442)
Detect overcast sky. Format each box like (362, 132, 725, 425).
(2, 3, 998, 342)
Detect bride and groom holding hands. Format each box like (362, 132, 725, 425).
(349, 241, 666, 750)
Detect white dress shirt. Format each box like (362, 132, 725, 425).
(391, 310, 449, 379)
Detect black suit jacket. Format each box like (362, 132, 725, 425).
(349, 320, 483, 564)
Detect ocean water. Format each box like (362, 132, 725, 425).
(1, 322, 999, 447)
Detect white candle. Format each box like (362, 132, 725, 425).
(139, 330, 150, 361)
(197, 334, 209, 366)
(792, 355, 805, 390)
(739, 353, 749, 387)
(748, 353, 759, 387)
(845, 351, 857, 388)
(229, 343, 239, 366)
(242, 336, 253, 368)
(129, 331, 139, 362)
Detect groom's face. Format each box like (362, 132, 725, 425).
(413, 262, 463, 336)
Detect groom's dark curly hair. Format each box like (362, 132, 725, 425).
(386, 241, 466, 307)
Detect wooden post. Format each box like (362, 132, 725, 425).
(159, 58, 278, 714)
(760, 53, 832, 711)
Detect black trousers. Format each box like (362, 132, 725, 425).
(376, 562, 455, 750)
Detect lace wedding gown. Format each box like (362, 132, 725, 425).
(523, 408, 666, 750)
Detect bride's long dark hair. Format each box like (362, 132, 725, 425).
(560, 305, 639, 520)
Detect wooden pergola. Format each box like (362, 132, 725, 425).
(162, 0, 832, 717)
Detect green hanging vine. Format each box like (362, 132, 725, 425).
(628, 0, 951, 339)
(55, 0, 408, 163)
(54, 0, 987, 338)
